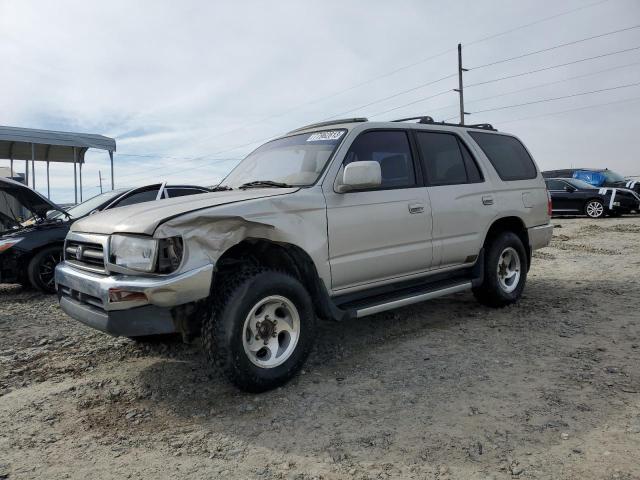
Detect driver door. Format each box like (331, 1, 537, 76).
(325, 130, 433, 292)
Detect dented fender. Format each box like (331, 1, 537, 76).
(152, 188, 332, 287)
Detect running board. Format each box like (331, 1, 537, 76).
(354, 281, 472, 318)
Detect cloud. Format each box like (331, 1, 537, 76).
(2, 0, 640, 203)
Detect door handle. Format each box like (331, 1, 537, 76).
(408, 203, 424, 214)
(482, 195, 494, 206)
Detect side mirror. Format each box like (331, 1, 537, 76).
(564, 185, 576, 193)
(338, 161, 382, 192)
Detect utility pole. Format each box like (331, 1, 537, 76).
(453, 43, 469, 125)
(99, 170, 104, 193)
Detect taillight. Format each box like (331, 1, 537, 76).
(546, 190, 553, 217)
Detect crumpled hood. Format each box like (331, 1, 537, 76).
(70, 187, 300, 236)
(0, 177, 63, 219)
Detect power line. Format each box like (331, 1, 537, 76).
(121, 44, 640, 180)
(458, 81, 640, 118)
(496, 95, 640, 125)
(470, 24, 640, 70)
(178, 0, 611, 151)
(322, 73, 457, 120)
(465, 45, 640, 89)
(379, 59, 640, 120)
(107, 2, 617, 183)
(365, 89, 454, 119)
(463, 0, 611, 47)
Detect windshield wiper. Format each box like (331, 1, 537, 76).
(211, 184, 233, 192)
(238, 180, 292, 190)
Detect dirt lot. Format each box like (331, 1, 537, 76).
(1, 217, 639, 480)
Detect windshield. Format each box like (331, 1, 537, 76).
(566, 179, 596, 189)
(221, 129, 347, 188)
(603, 170, 625, 183)
(49, 190, 123, 219)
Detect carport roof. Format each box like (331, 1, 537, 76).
(0, 125, 116, 164)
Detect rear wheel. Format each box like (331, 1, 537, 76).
(584, 199, 605, 218)
(202, 268, 316, 392)
(27, 246, 62, 294)
(473, 231, 527, 308)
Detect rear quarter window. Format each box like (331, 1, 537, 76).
(469, 132, 537, 181)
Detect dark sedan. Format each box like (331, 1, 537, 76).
(0, 179, 210, 293)
(545, 178, 640, 218)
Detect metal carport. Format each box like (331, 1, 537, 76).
(0, 126, 116, 203)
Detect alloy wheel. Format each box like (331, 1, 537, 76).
(242, 295, 301, 368)
(497, 247, 521, 294)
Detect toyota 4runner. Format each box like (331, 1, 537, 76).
(55, 116, 553, 392)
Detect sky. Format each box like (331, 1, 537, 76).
(1, 0, 640, 203)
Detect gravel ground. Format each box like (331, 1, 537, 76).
(1, 216, 639, 480)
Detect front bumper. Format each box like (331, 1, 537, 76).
(55, 262, 213, 337)
(528, 223, 553, 250)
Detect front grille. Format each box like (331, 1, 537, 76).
(59, 285, 105, 310)
(64, 240, 106, 274)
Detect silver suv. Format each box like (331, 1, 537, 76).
(55, 116, 553, 391)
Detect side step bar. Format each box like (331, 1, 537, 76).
(355, 281, 472, 318)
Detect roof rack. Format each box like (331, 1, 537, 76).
(391, 116, 434, 124)
(390, 116, 497, 131)
(287, 118, 368, 134)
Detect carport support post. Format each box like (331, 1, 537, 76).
(79, 161, 83, 202)
(31, 143, 35, 190)
(73, 147, 78, 204)
(109, 150, 114, 190)
(46, 161, 50, 199)
(10, 158, 13, 178)
(24, 160, 28, 185)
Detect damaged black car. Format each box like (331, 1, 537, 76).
(0, 178, 210, 293)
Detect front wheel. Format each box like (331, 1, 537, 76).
(473, 232, 527, 308)
(27, 246, 62, 294)
(584, 199, 605, 218)
(202, 269, 316, 392)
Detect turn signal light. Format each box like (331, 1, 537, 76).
(108, 289, 148, 303)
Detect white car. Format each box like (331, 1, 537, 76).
(55, 116, 553, 392)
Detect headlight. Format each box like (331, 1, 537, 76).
(109, 234, 158, 272)
(0, 238, 23, 253)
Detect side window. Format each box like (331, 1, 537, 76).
(546, 180, 565, 191)
(469, 132, 537, 181)
(167, 188, 206, 198)
(459, 140, 484, 183)
(343, 130, 416, 189)
(416, 132, 483, 186)
(112, 188, 159, 208)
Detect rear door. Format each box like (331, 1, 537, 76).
(325, 129, 433, 291)
(416, 131, 494, 268)
(545, 179, 578, 212)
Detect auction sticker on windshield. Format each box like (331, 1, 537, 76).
(307, 131, 344, 142)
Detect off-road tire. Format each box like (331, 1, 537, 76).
(584, 199, 605, 218)
(473, 231, 527, 308)
(202, 268, 316, 392)
(27, 246, 62, 294)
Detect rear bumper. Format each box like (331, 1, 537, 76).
(55, 262, 213, 337)
(528, 223, 553, 250)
